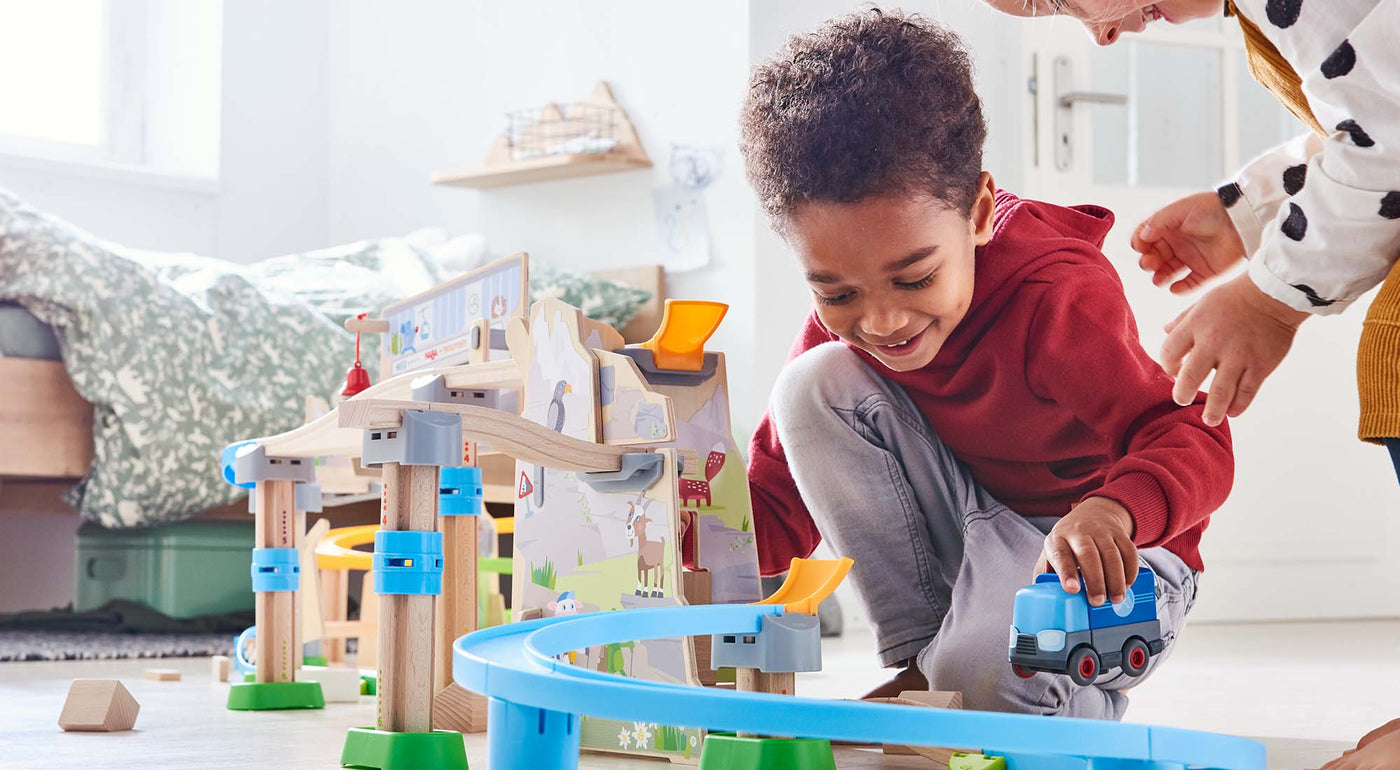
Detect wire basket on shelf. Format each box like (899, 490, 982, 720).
(505, 102, 620, 162)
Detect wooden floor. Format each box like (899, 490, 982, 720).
(5, 620, 1387, 769)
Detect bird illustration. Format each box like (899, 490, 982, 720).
(547, 380, 572, 432)
(536, 379, 572, 506)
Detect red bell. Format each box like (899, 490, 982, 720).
(341, 361, 371, 397)
(341, 314, 373, 397)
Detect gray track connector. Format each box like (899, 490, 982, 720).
(410, 373, 500, 410)
(711, 612, 822, 673)
(614, 348, 719, 386)
(295, 482, 323, 513)
(580, 453, 665, 493)
(361, 409, 463, 468)
(233, 444, 317, 487)
(246, 481, 325, 514)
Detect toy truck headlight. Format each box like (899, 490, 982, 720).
(1008, 625, 1018, 648)
(1035, 629, 1066, 652)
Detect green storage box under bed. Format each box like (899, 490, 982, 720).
(74, 520, 255, 618)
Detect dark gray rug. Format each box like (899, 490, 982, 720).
(0, 630, 233, 661)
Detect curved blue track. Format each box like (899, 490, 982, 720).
(454, 604, 1264, 770)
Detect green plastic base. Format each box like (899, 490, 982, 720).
(226, 681, 325, 711)
(304, 655, 329, 667)
(360, 674, 377, 695)
(950, 753, 1007, 770)
(698, 733, 834, 770)
(340, 727, 468, 770)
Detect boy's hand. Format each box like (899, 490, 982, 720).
(1035, 497, 1138, 607)
(1160, 274, 1308, 426)
(1131, 191, 1247, 294)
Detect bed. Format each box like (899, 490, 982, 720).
(0, 265, 666, 518)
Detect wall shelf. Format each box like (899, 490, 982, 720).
(432, 81, 652, 191)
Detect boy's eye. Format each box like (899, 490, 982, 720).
(896, 271, 937, 290)
(815, 290, 854, 306)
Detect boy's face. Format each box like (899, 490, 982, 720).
(784, 174, 997, 373)
(984, 0, 1222, 45)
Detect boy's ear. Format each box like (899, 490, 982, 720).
(972, 171, 996, 247)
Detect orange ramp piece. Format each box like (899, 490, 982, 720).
(754, 557, 853, 615)
(640, 299, 728, 372)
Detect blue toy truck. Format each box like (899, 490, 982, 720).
(1008, 566, 1164, 685)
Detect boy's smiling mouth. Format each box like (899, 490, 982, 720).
(867, 325, 931, 360)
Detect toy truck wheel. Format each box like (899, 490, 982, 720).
(1121, 638, 1150, 677)
(1067, 646, 1100, 686)
(1012, 663, 1035, 679)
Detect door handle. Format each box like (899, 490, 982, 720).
(1058, 91, 1128, 108)
(1053, 55, 1129, 172)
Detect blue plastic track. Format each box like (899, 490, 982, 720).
(453, 605, 1263, 770)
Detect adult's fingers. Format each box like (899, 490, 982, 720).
(1172, 348, 1216, 407)
(1227, 370, 1264, 418)
(1160, 318, 1193, 376)
(1203, 364, 1243, 427)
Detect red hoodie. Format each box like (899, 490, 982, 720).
(747, 191, 1233, 576)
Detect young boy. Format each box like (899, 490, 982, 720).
(743, 9, 1233, 720)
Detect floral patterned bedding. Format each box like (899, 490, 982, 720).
(0, 189, 651, 527)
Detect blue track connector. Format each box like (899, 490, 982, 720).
(374, 530, 444, 595)
(221, 441, 258, 489)
(439, 466, 484, 516)
(250, 547, 300, 592)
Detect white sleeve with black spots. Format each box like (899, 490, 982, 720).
(1230, 0, 1400, 314)
(1218, 132, 1321, 255)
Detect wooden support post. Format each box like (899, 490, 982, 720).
(376, 462, 438, 734)
(322, 569, 349, 663)
(434, 514, 476, 690)
(358, 570, 378, 668)
(735, 668, 795, 739)
(254, 479, 298, 684)
(432, 439, 487, 733)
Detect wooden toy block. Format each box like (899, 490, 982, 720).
(58, 679, 140, 732)
(297, 667, 363, 703)
(683, 570, 718, 686)
(874, 690, 972, 763)
(432, 683, 489, 734)
(143, 668, 181, 682)
(211, 655, 230, 682)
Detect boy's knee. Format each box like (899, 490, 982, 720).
(920, 629, 1071, 717)
(771, 342, 869, 426)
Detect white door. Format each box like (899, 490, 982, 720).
(1019, 17, 1400, 621)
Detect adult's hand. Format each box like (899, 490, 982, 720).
(1161, 274, 1309, 426)
(1132, 192, 1247, 294)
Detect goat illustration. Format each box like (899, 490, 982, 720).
(679, 450, 726, 507)
(626, 502, 666, 598)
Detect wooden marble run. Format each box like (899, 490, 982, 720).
(218, 252, 762, 768)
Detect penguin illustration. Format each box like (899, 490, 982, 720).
(535, 379, 572, 506)
(547, 380, 572, 432)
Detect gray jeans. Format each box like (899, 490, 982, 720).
(770, 343, 1199, 720)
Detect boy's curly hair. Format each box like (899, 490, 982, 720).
(740, 8, 987, 224)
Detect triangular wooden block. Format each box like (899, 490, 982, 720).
(432, 683, 488, 733)
(58, 679, 140, 732)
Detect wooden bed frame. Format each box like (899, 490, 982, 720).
(0, 264, 665, 519)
